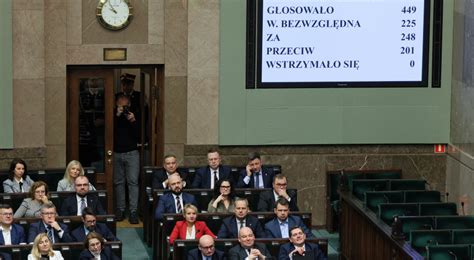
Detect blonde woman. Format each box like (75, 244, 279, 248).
(56, 160, 96, 191)
(28, 233, 64, 260)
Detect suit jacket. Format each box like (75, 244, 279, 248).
(71, 222, 117, 242)
(169, 220, 216, 244)
(228, 242, 271, 260)
(257, 189, 299, 212)
(151, 168, 190, 189)
(187, 248, 226, 260)
(0, 224, 26, 245)
(28, 221, 72, 243)
(2, 175, 34, 193)
(217, 215, 265, 239)
(264, 215, 314, 238)
(27, 250, 64, 260)
(154, 192, 198, 220)
(236, 166, 275, 188)
(278, 242, 327, 260)
(192, 165, 232, 188)
(78, 246, 119, 260)
(59, 194, 106, 216)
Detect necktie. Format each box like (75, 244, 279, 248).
(240, 220, 244, 229)
(213, 171, 218, 187)
(80, 198, 86, 213)
(19, 182, 23, 192)
(255, 172, 260, 188)
(47, 226, 54, 243)
(176, 196, 182, 213)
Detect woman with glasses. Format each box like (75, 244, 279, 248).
(28, 233, 64, 260)
(14, 181, 52, 218)
(169, 204, 216, 245)
(207, 178, 236, 213)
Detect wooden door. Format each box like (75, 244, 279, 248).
(67, 68, 115, 213)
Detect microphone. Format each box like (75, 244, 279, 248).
(448, 250, 458, 260)
(446, 192, 450, 202)
(461, 202, 465, 216)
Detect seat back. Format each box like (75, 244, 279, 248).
(378, 203, 419, 225)
(352, 180, 389, 200)
(436, 216, 474, 229)
(364, 191, 404, 212)
(405, 190, 441, 203)
(390, 179, 426, 191)
(426, 244, 470, 260)
(419, 203, 458, 216)
(410, 230, 453, 256)
(452, 229, 474, 244)
(399, 216, 435, 235)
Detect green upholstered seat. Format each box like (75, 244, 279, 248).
(364, 170, 402, 180)
(404, 190, 441, 203)
(419, 203, 458, 216)
(426, 244, 470, 260)
(364, 191, 404, 212)
(410, 230, 452, 257)
(390, 179, 426, 191)
(436, 216, 474, 229)
(378, 203, 419, 225)
(452, 229, 474, 244)
(399, 216, 435, 235)
(352, 179, 389, 201)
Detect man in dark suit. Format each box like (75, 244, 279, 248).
(28, 203, 72, 243)
(229, 227, 271, 260)
(237, 152, 275, 188)
(217, 198, 265, 238)
(71, 207, 116, 242)
(257, 174, 299, 212)
(0, 204, 25, 245)
(59, 176, 106, 216)
(152, 154, 189, 189)
(187, 235, 226, 260)
(264, 198, 314, 239)
(155, 173, 198, 220)
(279, 226, 327, 260)
(192, 149, 232, 189)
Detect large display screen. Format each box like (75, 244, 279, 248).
(253, 0, 431, 88)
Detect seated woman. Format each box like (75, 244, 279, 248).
(207, 178, 236, 213)
(56, 160, 96, 191)
(28, 233, 64, 260)
(79, 232, 119, 260)
(169, 204, 216, 245)
(14, 181, 52, 218)
(3, 158, 34, 193)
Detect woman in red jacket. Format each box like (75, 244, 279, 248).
(169, 204, 216, 244)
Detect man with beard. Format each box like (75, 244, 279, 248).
(279, 226, 327, 260)
(71, 207, 116, 242)
(228, 227, 271, 260)
(154, 174, 198, 220)
(217, 198, 265, 238)
(59, 176, 106, 216)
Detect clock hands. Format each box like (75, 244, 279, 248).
(107, 0, 118, 14)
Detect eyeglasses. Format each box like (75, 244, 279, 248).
(275, 183, 287, 186)
(199, 245, 215, 250)
(220, 185, 230, 189)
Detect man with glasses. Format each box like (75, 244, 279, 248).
(192, 149, 232, 189)
(59, 176, 106, 216)
(0, 204, 25, 245)
(28, 203, 72, 243)
(187, 235, 225, 260)
(257, 174, 299, 212)
(71, 207, 116, 242)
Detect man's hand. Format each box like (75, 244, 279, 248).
(126, 112, 136, 122)
(246, 164, 253, 177)
(277, 188, 289, 200)
(50, 221, 61, 231)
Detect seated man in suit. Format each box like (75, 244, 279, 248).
(155, 173, 198, 220)
(28, 203, 72, 243)
(217, 198, 265, 238)
(265, 198, 314, 239)
(279, 226, 327, 260)
(192, 148, 232, 189)
(59, 175, 106, 216)
(257, 174, 299, 212)
(187, 234, 225, 260)
(152, 154, 189, 189)
(237, 152, 275, 188)
(72, 207, 116, 242)
(229, 227, 271, 260)
(0, 204, 25, 245)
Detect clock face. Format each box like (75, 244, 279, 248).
(97, 0, 133, 30)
